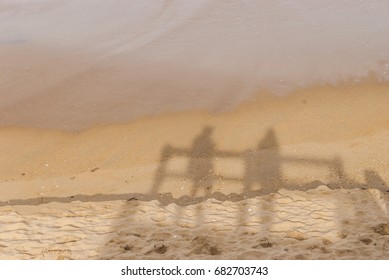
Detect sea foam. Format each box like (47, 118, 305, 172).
(1, 0, 389, 129)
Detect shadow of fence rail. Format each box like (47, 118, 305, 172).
(150, 127, 387, 197)
(1, 127, 387, 209)
(147, 126, 387, 225)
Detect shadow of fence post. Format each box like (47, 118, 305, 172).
(149, 127, 388, 234)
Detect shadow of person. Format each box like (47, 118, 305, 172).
(243, 128, 283, 195)
(150, 126, 218, 226)
(239, 129, 283, 231)
(151, 126, 217, 199)
(187, 126, 216, 197)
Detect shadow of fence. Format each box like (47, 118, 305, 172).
(148, 126, 387, 226)
(1, 126, 388, 259)
(150, 126, 387, 196)
(2, 126, 387, 209)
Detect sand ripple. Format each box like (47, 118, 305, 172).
(0, 187, 388, 260)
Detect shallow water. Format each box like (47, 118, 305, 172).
(1, 0, 389, 129)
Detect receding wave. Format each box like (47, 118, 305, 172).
(1, 0, 389, 129)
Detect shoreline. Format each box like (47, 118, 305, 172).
(1, 82, 389, 200)
(1, 82, 389, 260)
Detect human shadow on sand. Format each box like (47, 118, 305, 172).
(1, 127, 387, 210)
(148, 126, 388, 227)
(150, 126, 387, 198)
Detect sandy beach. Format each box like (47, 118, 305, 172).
(1, 83, 389, 259)
(1, 1, 389, 260)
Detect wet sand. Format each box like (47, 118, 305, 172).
(1, 82, 389, 259)
(2, 0, 389, 261)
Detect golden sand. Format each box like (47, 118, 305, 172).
(1, 83, 389, 259)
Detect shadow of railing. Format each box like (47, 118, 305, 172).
(148, 127, 387, 227)
(150, 127, 351, 196)
(1, 126, 388, 259)
(2, 127, 387, 209)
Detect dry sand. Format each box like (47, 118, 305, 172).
(1, 188, 388, 260)
(1, 83, 389, 259)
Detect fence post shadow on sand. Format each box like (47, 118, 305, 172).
(1, 126, 388, 259)
(151, 126, 217, 198)
(150, 126, 389, 233)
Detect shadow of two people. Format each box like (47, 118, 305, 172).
(151, 126, 387, 198)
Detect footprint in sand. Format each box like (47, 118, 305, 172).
(191, 236, 221, 255)
(372, 223, 389, 235)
